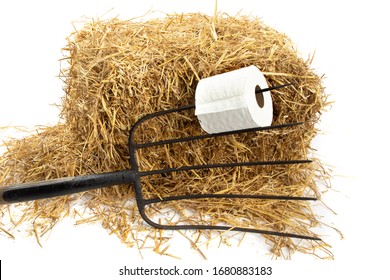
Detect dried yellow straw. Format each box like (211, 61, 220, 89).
(0, 13, 332, 258)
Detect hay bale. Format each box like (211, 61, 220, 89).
(0, 13, 331, 257)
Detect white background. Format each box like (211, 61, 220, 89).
(1, 0, 389, 279)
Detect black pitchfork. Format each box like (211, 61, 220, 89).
(0, 83, 321, 241)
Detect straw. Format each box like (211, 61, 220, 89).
(0, 13, 332, 258)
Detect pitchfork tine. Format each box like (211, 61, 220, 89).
(157, 224, 321, 241)
(144, 193, 317, 205)
(136, 122, 304, 149)
(139, 159, 311, 177)
(255, 83, 293, 94)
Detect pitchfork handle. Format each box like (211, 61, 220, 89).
(0, 170, 135, 204)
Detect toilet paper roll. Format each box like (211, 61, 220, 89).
(195, 65, 273, 134)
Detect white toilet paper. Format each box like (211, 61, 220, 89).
(195, 65, 273, 133)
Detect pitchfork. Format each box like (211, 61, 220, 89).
(0, 83, 320, 241)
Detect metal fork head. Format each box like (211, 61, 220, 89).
(127, 93, 320, 241)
